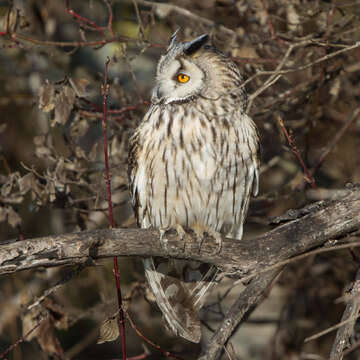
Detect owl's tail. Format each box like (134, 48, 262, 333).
(143, 257, 218, 343)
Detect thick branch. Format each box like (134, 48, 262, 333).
(199, 269, 281, 360)
(0, 187, 360, 276)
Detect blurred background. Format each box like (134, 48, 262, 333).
(1, 0, 360, 359)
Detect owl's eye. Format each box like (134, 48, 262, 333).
(177, 73, 190, 83)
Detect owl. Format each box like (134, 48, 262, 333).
(128, 31, 260, 343)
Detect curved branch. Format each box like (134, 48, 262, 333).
(199, 269, 281, 360)
(0, 186, 360, 276)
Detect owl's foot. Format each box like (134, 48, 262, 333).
(191, 224, 206, 254)
(159, 229, 169, 252)
(207, 229, 223, 255)
(175, 224, 187, 252)
(159, 225, 187, 253)
(192, 225, 222, 255)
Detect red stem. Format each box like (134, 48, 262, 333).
(0, 317, 45, 359)
(66, 0, 106, 33)
(277, 116, 318, 189)
(125, 311, 184, 360)
(102, 57, 127, 359)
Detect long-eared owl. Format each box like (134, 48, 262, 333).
(128, 31, 260, 342)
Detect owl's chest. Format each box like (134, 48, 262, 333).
(139, 107, 233, 187)
(131, 105, 253, 229)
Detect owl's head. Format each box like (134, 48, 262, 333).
(151, 31, 243, 105)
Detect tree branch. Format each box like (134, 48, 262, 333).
(199, 269, 282, 360)
(330, 267, 360, 360)
(1, 186, 360, 276)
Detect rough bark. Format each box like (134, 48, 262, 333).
(330, 267, 360, 360)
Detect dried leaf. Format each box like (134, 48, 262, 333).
(37, 318, 64, 358)
(18, 173, 37, 194)
(22, 299, 67, 358)
(69, 77, 91, 97)
(39, 82, 56, 112)
(97, 317, 119, 344)
(53, 85, 75, 126)
(22, 307, 43, 341)
(43, 298, 68, 330)
(1, 174, 17, 197)
(7, 206, 22, 227)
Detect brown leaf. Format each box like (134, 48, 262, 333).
(22, 299, 67, 358)
(97, 316, 119, 344)
(69, 77, 91, 98)
(7, 206, 22, 228)
(43, 298, 68, 330)
(53, 85, 75, 126)
(22, 307, 43, 341)
(37, 318, 65, 358)
(18, 173, 38, 195)
(1, 174, 17, 197)
(39, 82, 56, 112)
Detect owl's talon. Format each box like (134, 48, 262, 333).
(159, 229, 169, 252)
(160, 226, 187, 253)
(195, 235, 204, 254)
(175, 224, 187, 252)
(206, 230, 222, 255)
(212, 233, 222, 255)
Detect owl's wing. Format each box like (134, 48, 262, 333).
(128, 131, 142, 227)
(128, 129, 217, 342)
(143, 257, 218, 343)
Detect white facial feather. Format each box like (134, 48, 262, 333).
(153, 58, 206, 104)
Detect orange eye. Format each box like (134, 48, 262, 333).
(177, 73, 190, 83)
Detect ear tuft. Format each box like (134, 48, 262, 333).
(168, 28, 181, 51)
(183, 34, 209, 56)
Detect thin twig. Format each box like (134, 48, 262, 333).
(247, 41, 303, 111)
(243, 40, 360, 99)
(0, 316, 46, 359)
(125, 311, 184, 360)
(312, 107, 360, 173)
(102, 57, 127, 359)
(136, 0, 236, 38)
(258, 41, 360, 76)
(238, 239, 360, 284)
(259, 0, 287, 47)
(199, 269, 282, 360)
(9, 32, 163, 49)
(65, 0, 114, 35)
(306, 314, 360, 344)
(277, 116, 318, 189)
(66, 0, 106, 34)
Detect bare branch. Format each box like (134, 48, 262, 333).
(329, 267, 360, 360)
(136, 0, 236, 38)
(1, 186, 359, 277)
(199, 269, 281, 360)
